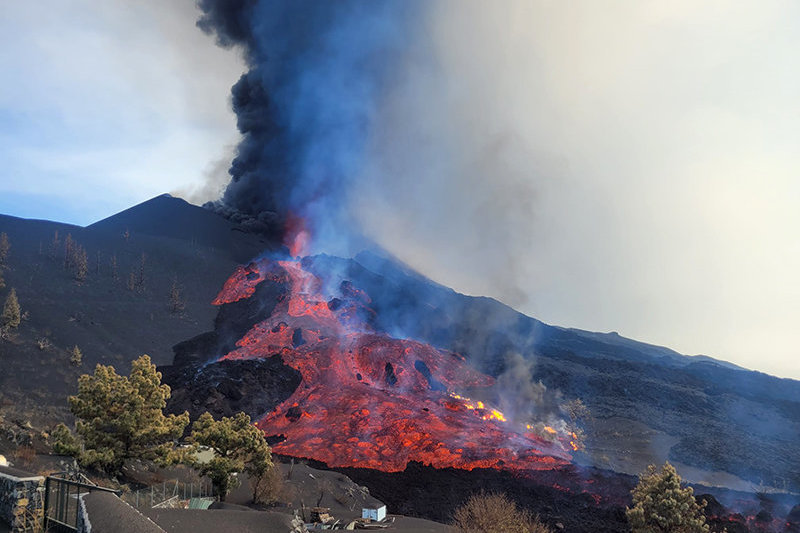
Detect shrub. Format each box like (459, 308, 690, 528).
(252, 464, 284, 505)
(453, 491, 551, 533)
(37, 338, 52, 351)
(627, 462, 709, 533)
(12, 445, 35, 467)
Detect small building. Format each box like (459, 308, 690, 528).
(361, 504, 386, 522)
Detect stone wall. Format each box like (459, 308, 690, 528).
(0, 466, 44, 533)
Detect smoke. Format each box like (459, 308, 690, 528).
(170, 144, 236, 206)
(195, 0, 424, 248)
(494, 352, 558, 423)
(196, 1, 800, 379)
(195, 0, 546, 304)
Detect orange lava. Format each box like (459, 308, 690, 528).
(214, 257, 572, 472)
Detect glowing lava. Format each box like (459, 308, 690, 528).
(214, 256, 572, 472)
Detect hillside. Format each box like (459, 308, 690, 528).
(0, 195, 269, 427)
(0, 195, 798, 531)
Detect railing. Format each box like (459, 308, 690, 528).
(123, 479, 214, 509)
(43, 475, 120, 533)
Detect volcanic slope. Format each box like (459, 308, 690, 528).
(166, 249, 800, 496)
(1, 195, 798, 493)
(0, 194, 269, 427)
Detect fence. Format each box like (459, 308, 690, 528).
(123, 479, 213, 509)
(43, 475, 119, 533)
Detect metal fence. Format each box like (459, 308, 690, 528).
(43, 476, 120, 533)
(123, 479, 214, 509)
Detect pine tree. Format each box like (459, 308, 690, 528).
(627, 462, 709, 533)
(0, 270, 5, 290)
(2, 288, 21, 329)
(68, 355, 189, 473)
(73, 245, 88, 281)
(189, 412, 273, 502)
(0, 232, 10, 265)
(70, 345, 82, 366)
(51, 423, 80, 456)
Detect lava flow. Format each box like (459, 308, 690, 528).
(214, 255, 573, 472)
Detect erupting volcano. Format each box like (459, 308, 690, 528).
(209, 230, 573, 472)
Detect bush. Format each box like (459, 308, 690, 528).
(12, 445, 35, 467)
(627, 462, 709, 533)
(252, 464, 284, 505)
(453, 492, 551, 533)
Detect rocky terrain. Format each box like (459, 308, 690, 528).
(1, 195, 799, 532)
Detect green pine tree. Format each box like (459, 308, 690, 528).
(68, 355, 189, 473)
(627, 462, 709, 533)
(189, 411, 273, 502)
(51, 423, 80, 456)
(70, 345, 83, 366)
(0, 232, 10, 265)
(2, 288, 21, 329)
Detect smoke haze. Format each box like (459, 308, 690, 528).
(199, 1, 800, 380)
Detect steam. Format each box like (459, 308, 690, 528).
(494, 353, 556, 423)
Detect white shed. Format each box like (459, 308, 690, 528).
(361, 504, 386, 521)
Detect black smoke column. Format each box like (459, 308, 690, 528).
(197, 0, 424, 245)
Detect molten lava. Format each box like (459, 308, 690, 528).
(214, 256, 572, 472)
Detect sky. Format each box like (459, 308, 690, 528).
(0, 0, 243, 225)
(1, 1, 799, 380)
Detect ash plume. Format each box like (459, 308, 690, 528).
(195, 0, 423, 249)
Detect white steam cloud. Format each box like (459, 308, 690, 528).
(352, 1, 800, 380)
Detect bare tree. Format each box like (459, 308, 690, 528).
(169, 277, 185, 314)
(49, 231, 60, 259)
(110, 254, 119, 281)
